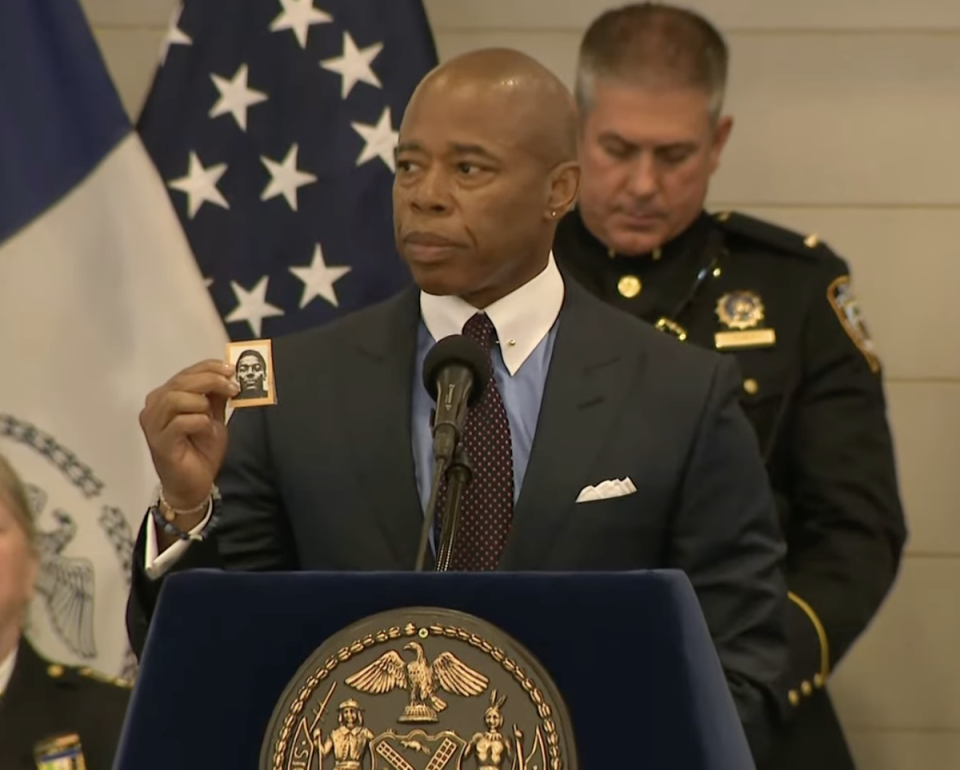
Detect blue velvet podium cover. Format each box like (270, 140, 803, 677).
(114, 570, 754, 769)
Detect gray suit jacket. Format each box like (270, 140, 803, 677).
(128, 278, 788, 755)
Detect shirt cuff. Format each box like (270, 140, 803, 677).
(144, 499, 213, 580)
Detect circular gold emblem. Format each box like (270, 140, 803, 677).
(617, 275, 641, 298)
(715, 291, 765, 330)
(260, 607, 577, 770)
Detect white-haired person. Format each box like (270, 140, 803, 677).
(0, 452, 130, 770)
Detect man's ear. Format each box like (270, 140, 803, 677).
(709, 115, 734, 174)
(545, 161, 580, 220)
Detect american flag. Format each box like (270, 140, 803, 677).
(138, 0, 438, 340)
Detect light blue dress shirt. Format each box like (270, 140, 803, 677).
(411, 318, 558, 511)
(409, 254, 565, 548)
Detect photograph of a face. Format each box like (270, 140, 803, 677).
(226, 339, 277, 408)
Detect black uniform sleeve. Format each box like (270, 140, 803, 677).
(780, 256, 907, 707)
(126, 405, 298, 658)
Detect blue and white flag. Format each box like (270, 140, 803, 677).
(0, 0, 227, 679)
(140, 0, 438, 340)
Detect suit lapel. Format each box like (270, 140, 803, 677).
(338, 287, 426, 568)
(500, 281, 645, 568)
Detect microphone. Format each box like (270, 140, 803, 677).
(415, 334, 490, 571)
(422, 335, 490, 463)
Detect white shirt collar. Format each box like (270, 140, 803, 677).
(0, 645, 17, 694)
(419, 252, 564, 376)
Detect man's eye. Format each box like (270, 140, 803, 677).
(659, 149, 693, 165)
(602, 143, 632, 160)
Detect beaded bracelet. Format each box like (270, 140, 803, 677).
(149, 485, 222, 542)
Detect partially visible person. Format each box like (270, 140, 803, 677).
(553, 5, 907, 769)
(0, 452, 131, 770)
(128, 48, 787, 755)
(235, 349, 268, 400)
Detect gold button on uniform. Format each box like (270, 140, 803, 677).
(743, 378, 759, 395)
(801, 680, 813, 696)
(618, 275, 642, 298)
(813, 674, 825, 689)
(47, 664, 64, 678)
(788, 690, 800, 706)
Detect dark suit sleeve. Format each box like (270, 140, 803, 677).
(780, 259, 906, 705)
(670, 355, 789, 760)
(126, 405, 299, 658)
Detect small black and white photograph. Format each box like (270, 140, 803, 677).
(226, 340, 277, 408)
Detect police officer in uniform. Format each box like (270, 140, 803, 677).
(0, 452, 131, 770)
(553, 6, 907, 769)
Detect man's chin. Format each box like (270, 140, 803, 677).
(408, 266, 463, 298)
(607, 231, 664, 257)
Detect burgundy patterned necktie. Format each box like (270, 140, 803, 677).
(436, 312, 515, 570)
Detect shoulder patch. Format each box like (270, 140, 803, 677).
(713, 211, 834, 260)
(827, 276, 881, 374)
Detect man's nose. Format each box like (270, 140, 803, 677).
(411, 167, 450, 213)
(626, 153, 658, 198)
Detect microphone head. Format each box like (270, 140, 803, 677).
(422, 335, 490, 406)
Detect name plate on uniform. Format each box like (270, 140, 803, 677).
(33, 733, 87, 770)
(260, 607, 578, 770)
(715, 329, 777, 350)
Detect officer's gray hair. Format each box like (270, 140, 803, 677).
(0, 451, 37, 556)
(575, 3, 729, 124)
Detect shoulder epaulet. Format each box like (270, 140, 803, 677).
(712, 210, 836, 261)
(54, 664, 133, 689)
(79, 665, 134, 688)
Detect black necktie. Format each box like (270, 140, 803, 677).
(435, 312, 515, 570)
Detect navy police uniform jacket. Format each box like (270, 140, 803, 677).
(554, 208, 907, 770)
(0, 638, 130, 770)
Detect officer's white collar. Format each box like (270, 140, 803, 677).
(0, 644, 17, 695)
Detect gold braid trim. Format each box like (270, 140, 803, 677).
(788, 591, 830, 682)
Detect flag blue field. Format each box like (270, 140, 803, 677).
(139, 0, 438, 340)
(0, 0, 227, 678)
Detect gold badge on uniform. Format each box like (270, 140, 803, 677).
(33, 733, 87, 770)
(714, 291, 776, 350)
(827, 276, 880, 373)
(716, 291, 765, 330)
(260, 607, 577, 770)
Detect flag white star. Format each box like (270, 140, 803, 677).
(168, 152, 229, 219)
(289, 244, 352, 309)
(209, 64, 268, 132)
(160, 4, 192, 65)
(269, 0, 332, 49)
(224, 277, 285, 337)
(352, 108, 398, 172)
(260, 144, 317, 211)
(320, 32, 383, 99)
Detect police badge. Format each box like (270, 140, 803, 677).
(715, 290, 765, 330)
(714, 291, 776, 350)
(260, 608, 577, 770)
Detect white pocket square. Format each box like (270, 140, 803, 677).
(576, 477, 637, 503)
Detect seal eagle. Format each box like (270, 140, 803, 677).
(345, 641, 489, 722)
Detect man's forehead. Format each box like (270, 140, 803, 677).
(397, 136, 503, 159)
(589, 91, 710, 146)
